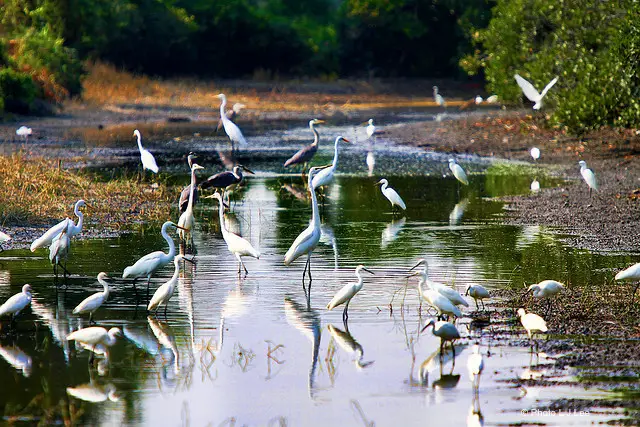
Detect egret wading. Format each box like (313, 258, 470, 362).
(578, 160, 598, 196)
(376, 178, 406, 212)
(409, 260, 462, 320)
(366, 119, 376, 139)
(311, 136, 351, 191)
(467, 343, 484, 391)
(615, 263, 640, 304)
(133, 129, 159, 175)
(514, 74, 559, 110)
(411, 259, 469, 308)
(217, 93, 247, 150)
(517, 308, 547, 348)
(421, 319, 460, 354)
(178, 162, 205, 245)
(30, 200, 89, 252)
(284, 119, 325, 170)
(49, 226, 70, 278)
(72, 273, 111, 324)
(200, 164, 254, 202)
(326, 265, 375, 321)
(0, 284, 32, 324)
(449, 158, 469, 186)
(148, 255, 193, 317)
(209, 192, 260, 274)
(465, 284, 490, 310)
(217, 103, 246, 131)
(67, 326, 121, 362)
(179, 153, 199, 214)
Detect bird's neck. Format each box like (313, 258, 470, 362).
(309, 177, 320, 227)
(102, 282, 110, 298)
(233, 168, 242, 180)
(162, 226, 176, 258)
(187, 168, 198, 211)
(219, 99, 227, 119)
(136, 135, 144, 152)
(331, 139, 340, 167)
(171, 261, 181, 283)
(74, 210, 83, 232)
(311, 125, 319, 146)
(380, 181, 387, 191)
(218, 200, 229, 236)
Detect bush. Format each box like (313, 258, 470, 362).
(0, 68, 37, 114)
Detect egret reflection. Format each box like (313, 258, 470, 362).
(319, 224, 338, 270)
(148, 316, 180, 378)
(30, 295, 73, 363)
(327, 324, 374, 370)
(0, 343, 32, 377)
(67, 382, 119, 403)
(366, 150, 375, 176)
(381, 217, 406, 248)
(449, 198, 469, 226)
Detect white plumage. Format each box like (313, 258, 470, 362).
(148, 255, 188, 315)
(67, 383, 119, 403)
(530, 147, 540, 161)
(528, 280, 564, 299)
(217, 93, 247, 147)
(485, 94, 498, 103)
(49, 227, 70, 276)
(73, 272, 110, 322)
(514, 74, 558, 110)
(0, 284, 32, 319)
(615, 263, 640, 303)
(465, 284, 490, 310)
(311, 136, 350, 189)
(449, 158, 469, 185)
(16, 126, 32, 137)
(433, 86, 446, 107)
(67, 326, 121, 355)
(376, 178, 406, 211)
(412, 259, 468, 308)
(178, 163, 205, 242)
(578, 160, 598, 193)
(366, 119, 376, 139)
(467, 344, 484, 390)
(474, 96, 483, 104)
(30, 200, 87, 252)
(326, 265, 374, 320)
(517, 308, 548, 339)
(134, 129, 159, 173)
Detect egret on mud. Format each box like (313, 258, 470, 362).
(30, 200, 88, 252)
(514, 74, 558, 110)
(0, 230, 11, 251)
(615, 263, 640, 304)
(449, 158, 469, 186)
(178, 162, 205, 244)
(376, 178, 406, 212)
(409, 260, 462, 320)
(486, 95, 498, 104)
(311, 136, 351, 190)
(72, 273, 111, 324)
(67, 326, 121, 361)
(465, 284, 490, 310)
(366, 119, 376, 139)
(209, 192, 260, 274)
(326, 265, 375, 321)
(133, 129, 158, 174)
(179, 152, 199, 214)
(517, 308, 547, 345)
(49, 226, 70, 278)
(433, 86, 446, 108)
(217, 93, 247, 149)
(578, 160, 598, 196)
(411, 259, 469, 308)
(421, 319, 460, 354)
(531, 179, 540, 193)
(528, 280, 564, 299)
(0, 284, 32, 323)
(148, 255, 192, 317)
(283, 119, 325, 169)
(467, 343, 484, 391)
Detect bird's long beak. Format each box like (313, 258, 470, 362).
(420, 324, 430, 334)
(315, 120, 325, 124)
(241, 165, 255, 175)
(409, 261, 423, 271)
(465, 288, 470, 296)
(405, 270, 422, 279)
(182, 256, 196, 264)
(175, 225, 189, 231)
(84, 203, 94, 210)
(362, 267, 375, 275)
(317, 163, 333, 170)
(223, 201, 230, 208)
(342, 138, 351, 143)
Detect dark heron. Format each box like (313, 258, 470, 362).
(179, 153, 199, 214)
(200, 164, 254, 192)
(283, 119, 324, 169)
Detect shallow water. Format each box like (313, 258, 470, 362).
(0, 117, 634, 425)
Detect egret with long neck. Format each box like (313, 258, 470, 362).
(217, 93, 247, 150)
(30, 200, 88, 252)
(178, 163, 204, 244)
(311, 136, 350, 189)
(73, 272, 111, 323)
(283, 119, 325, 169)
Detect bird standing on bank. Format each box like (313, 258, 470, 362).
(514, 74, 559, 110)
(72, 273, 111, 324)
(16, 126, 32, 142)
(465, 284, 490, 310)
(528, 280, 564, 299)
(530, 147, 540, 162)
(433, 86, 446, 108)
(615, 263, 640, 304)
(284, 119, 325, 169)
(376, 178, 406, 212)
(517, 308, 547, 346)
(0, 284, 32, 323)
(411, 259, 468, 308)
(409, 260, 462, 320)
(366, 119, 376, 139)
(217, 93, 247, 150)
(326, 265, 375, 321)
(133, 129, 159, 174)
(578, 160, 598, 196)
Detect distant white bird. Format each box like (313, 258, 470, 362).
(148, 255, 190, 316)
(217, 93, 247, 149)
(0, 284, 32, 322)
(49, 226, 70, 278)
(433, 86, 446, 108)
(528, 280, 564, 299)
(16, 126, 32, 142)
(517, 308, 548, 341)
(311, 136, 350, 190)
(474, 96, 483, 104)
(209, 192, 260, 274)
(376, 178, 406, 211)
(30, 199, 88, 252)
(421, 319, 460, 353)
(530, 147, 540, 162)
(366, 119, 376, 139)
(514, 74, 559, 110)
(133, 129, 159, 173)
(178, 163, 205, 244)
(326, 265, 374, 321)
(449, 158, 469, 185)
(0, 230, 11, 251)
(67, 326, 121, 360)
(467, 343, 484, 391)
(410, 260, 462, 319)
(615, 263, 640, 304)
(73, 272, 111, 323)
(530, 179, 540, 193)
(485, 95, 498, 104)
(465, 284, 490, 310)
(578, 160, 598, 196)
(411, 259, 468, 308)
(67, 383, 119, 403)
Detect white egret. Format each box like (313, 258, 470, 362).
(465, 284, 490, 310)
(16, 125, 32, 142)
(179, 152, 199, 214)
(578, 160, 598, 196)
(433, 86, 446, 108)
(209, 192, 260, 274)
(530, 147, 540, 162)
(530, 179, 540, 193)
(148, 255, 191, 317)
(410, 262, 462, 320)
(421, 319, 460, 353)
(474, 96, 483, 104)
(122, 221, 187, 299)
(327, 324, 374, 369)
(0, 284, 32, 322)
(517, 308, 548, 341)
(514, 74, 559, 110)
(217, 103, 246, 131)
(449, 158, 469, 186)
(217, 93, 247, 149)
(178, 162, 205, 244)
(528, 280, 564, 299)
(615, 263, 640, 304)
(376, 178, 406, 212)
(485, 95, 498, 104)
(66, 326, 121, 360)
(133, 129, 158, 173)
(411, 259, 469, 308)
(366, 150, 375, 176)
(467, 343, 484, 390)
(67, 383, 119, 403)
(0, 230, 11, 251)
(311, 136, 351, 190)
(72, 272, 111, 323)
(30, 200, 88, 252)
(366, 119, 376, 139)
(326, 265, 375, 321)
(284, 119, 325, 169)
(49, 226, 70, 278)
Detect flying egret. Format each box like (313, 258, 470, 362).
(449, 158, 469, 186)
(209, 192, 260, 274)
(122, 221, 187, 300)
(410, 262, 462, 320)
(517, 308, 547, 345)
(311, 136, 351, 190)
(72, 272, 111, 324)
(179, 152, 200, 214)
(327, 324, 374, 369)
(421, 319, 461, 353)
(49, 226, 70, 278)
(467, 343, 484, 391)
(178, 162, 205, 244)
(474, 96, 483, 104)
(376, 178, 406, 212)
(30, 200, 88, 252)
(148, 255, 191, 317)
(217, 93, 247, 149)
(0, 230, 11, 251)
(200, 164, 254, 199)
(514, 74, 559, 110)
(217, 103, 246, 131)
(284, 119, 325, 169)
(133, 129, 158, 174)
(67, 326, 121, 361)
(615, 263, 640, 304)
(67, 383, 119, 403)
(366, 119, 376, 139)
(326, 265, 375, 321)
(578, 160, 598, 196)
(411, 259, 469, 308)
(433, 86, 446, 108)
(530, 147, 540, 162)
(0, 284, 32, 323)
(465, 284, 490, 310)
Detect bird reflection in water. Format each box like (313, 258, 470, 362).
(281, 183, 309, 202)
(418, 343, 467, 388)
(327, 324, 374, 370)
(30, 293, 74, 363)
(67, 382, 119, 403)
(449, 198, 469, 226)
(319, 224, 338, 270)
(366, 150, 375, 176)
(0, 343, 32, 377)
(467, 400, 484, 427)
(381, 217, 406, 248)
(147, 316, 181, 382)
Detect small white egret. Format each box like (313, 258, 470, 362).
(465, 284, 490, 310)
(30, 200, 88, 252)
(433, 86, 446, 108)
(0, 284, 32, 322)
(410, 261, 462, 319)
(376, 178, 406, 212)
(178, 163, 205, 244)
(72, 272, 111, 323)
(517, 308, 548, 342)
(326, 265, 374, 321)
(485, 95, 498, 104)
(530, 147, 541, 162)
(615, 263, 640, 304)
(209, 192, 260, 274)
(67, 383, 119, 403)
(411, 259, 469, 308)
(67, 326, 122, 360)
(474, 96, 483, 104)
(530, 179, 540, 193)
(284, 119, 325, 169)
(449, 158, 469, 186)
(514, 74, 559, 110)
(421, 319, 461, 353)
(49, 227, 70, 278)
(528, 280, 564, 299)
(133, 129, 159, 173)
(0, 230, 11, 251)
(578, 160, 598, 196)
(311, 136, 351, 190)
(16, 126, 32, 142)
(366, 119, 376, 139)
(179, 152, 199, 214)
(217, 93, 247, 149)
(467, 343, 484, 391)
(148, 255, 191, 317)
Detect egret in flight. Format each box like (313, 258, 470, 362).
(0, 284, 32, 323)
(615, 263, 640, 304)
(421, 319, 460, 354)
(179, 152, 199, 214)
(311, 136, 351, 190)
(376, 178, 406, 212)
(465, 284, 490, 310)
(578, 160, 598, 196)
(72, 272, 111, 324)
(209, 192, 260, 274)
(178, 162, 205, 244)
(449, 159, 469, 186)
(326, 265, 375, 321)
(284, 119, 325, 169)
(148, 255, 192, 317)
(133, 129, 159, 174)
(366, 119, 376, 139)
(67, 326, 121, 362)
(514, 74, 559, 110)
(217, 93, 247, 150)
(30, 200, 88, 252)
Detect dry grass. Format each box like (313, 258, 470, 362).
(0, 153, 174, 228)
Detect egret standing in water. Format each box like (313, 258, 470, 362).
(217, 93, 247, 150)
(578, 160, 598, 196)
(30, 200, 88, 252)
(311, 136, 351, 191)
(366, 119, 376, 139)
(284, 119, 325, 170)
(467, 343, 484, 391)
(514, 74, 559, 110)
(73, 273, 111, 324)
(410, 259, 468, 308)
(67, 326, 121, 361)
(0, 284, 32, 323)
(133, 129, 159, 174)
(178, 162, 205, 245)
(148, 255, 192, 317)
(217, 103, 246, 131)
(49, 226, 70, 278)
(615, 263, 640, 304)
(517, 308, 547, 347)
(179, 152, 199, 214)
(449, 158, 469, 186)
(209, 192, 260, 274)
(326, 265, 375, 321)
(409, 260, 462, 320)
(421, 319, 460, 354)
(376, 178, 406, 212)
(465, 284, 490, 310)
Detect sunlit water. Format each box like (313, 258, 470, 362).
(0, 116, 634, 425)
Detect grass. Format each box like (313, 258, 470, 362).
(0, 153, 174, 228)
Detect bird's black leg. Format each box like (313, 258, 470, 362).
(481, 299, 485, 310)
(164, 304, 168, 319)
(89, 313, 94, 325)
(342, 301, 350, 323)
(146, 277, 151, 303)
(475, 299, 479, 310)
(307, 254, 312, 283)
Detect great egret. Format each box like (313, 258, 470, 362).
(410, 262, 462, 320)
(449, 159, 469, 186)
(467, 343, 484, 391)
(514, 74, 559, 110)
(122, 221, 187, 299)
(284, 119, 325, 169)
(133, 129, 159, 173)
(327, 324, 374, 369)
(517, 308, 547, 341)
(72, 272, 111, 324)
(376, 179, 406, 212)
(67, 383, 119, 403)
(433, 86, 446, 108)
(66, 326, 121, 360)
(30, 200, 88, 252)
(209, 192, 260, 274)
(326, 265, 375, 321)
(366, 119, 376, 139)
(16, 126, 32, 142)
(200, 164, 254, 195)
(217, 103, 246, 131)
(530, 147, 540, 162)
(421, 319, 460, 353)
(615, 263, 640, 304)
(528, 280, 564, 299)
(178, 163, 205, 244)
(217, 93, 247, 149)
(0, 284, 32, 322)
(49, 226, 70, 278)
(0, 230, 11, 251)
(179, 152, 199, 214)
(311, 136, 351, 190)
(148, 255, 191, 317)
(578, 160, 598, 196)
(465, 284, 490, 310)
(474, 96, 483, 104)
(411, 259, 469, 308)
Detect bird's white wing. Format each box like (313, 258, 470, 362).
(540, 76, 559, 98)
(222, 120, 247, 145)
(386, 188, 406, 210)
(327, 283, 356, 310)
(514, 74, 541, 102)
(141, 150, 159, 173)
(73, 293, 103, 314)
(122, 251, 167, 278)
(31, 218, 70, 252)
